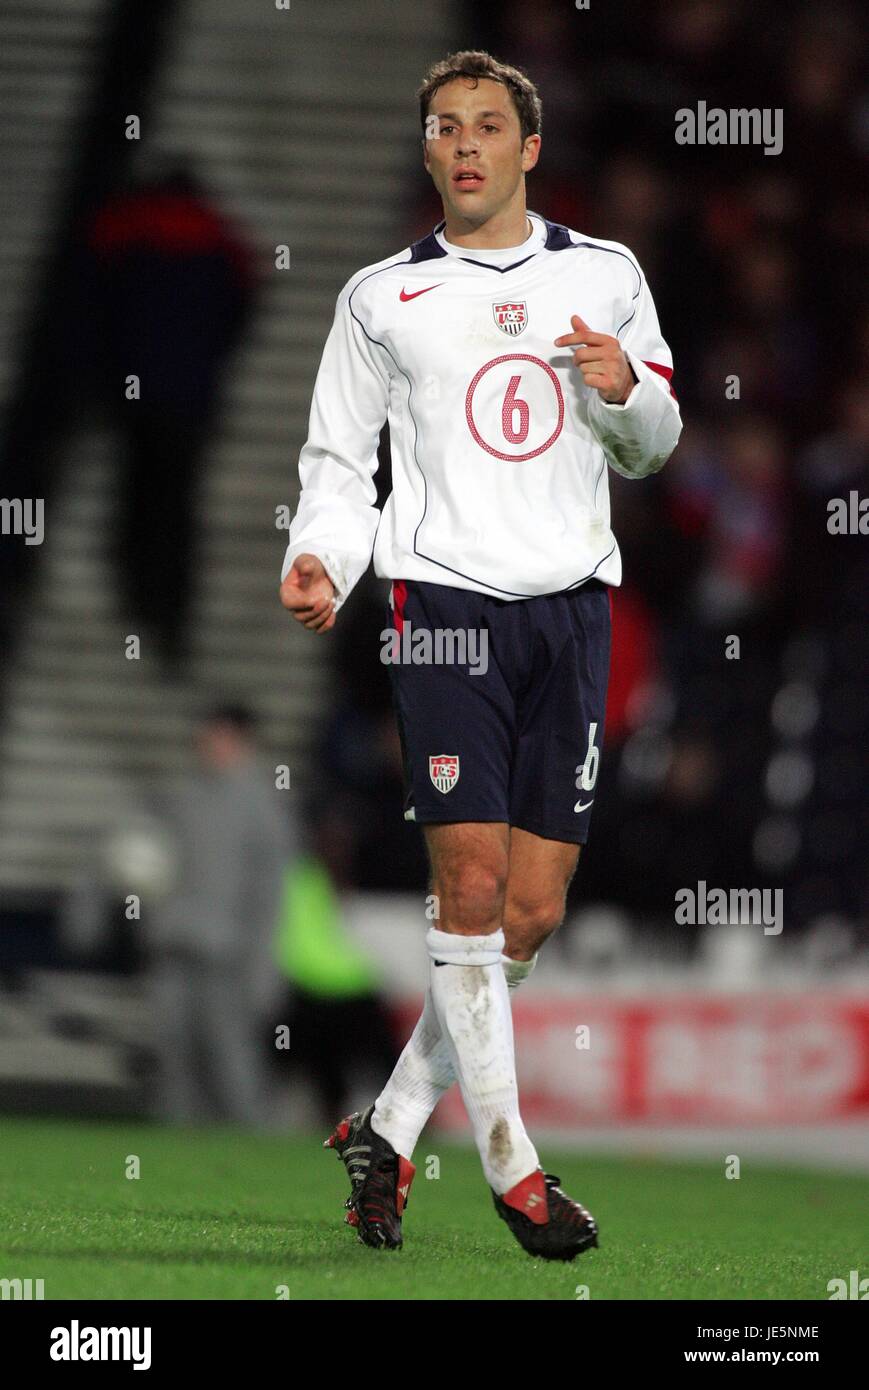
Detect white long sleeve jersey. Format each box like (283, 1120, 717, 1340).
(281, 211, 683, 611)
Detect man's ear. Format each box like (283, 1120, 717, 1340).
(521, 134, 542, 175)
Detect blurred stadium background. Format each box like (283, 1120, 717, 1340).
(0, 0, 866, 1184)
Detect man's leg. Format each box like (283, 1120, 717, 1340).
(371, 826, 580, 1160)
(501, 827, 581, 958)
(423, 819, 543, 1193)
(372, 822, 509, 1159)
(199, 958, 272, 1129)
(376, 820, 580, 1195)
(149, 950, 206, 1123)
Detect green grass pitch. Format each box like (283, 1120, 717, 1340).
(1, 1116, 866, 1300)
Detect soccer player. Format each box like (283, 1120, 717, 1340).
(279, 51, 682, 1260)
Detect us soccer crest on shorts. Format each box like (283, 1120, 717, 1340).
(493, 301, 527, 336)
(429, 754, 459, 794)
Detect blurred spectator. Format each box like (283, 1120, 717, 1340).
(147, 702, 290, 1127)
(270, 813, 398, 1124)
(605, 585, 661, 745)
(669, 414, 788, 629)
(78, 163, 256, 673)
(794, 374, 869, 624)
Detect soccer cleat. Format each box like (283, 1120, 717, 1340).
(323, 1103, 416, 1250)
(492, 1168, 599, 1261)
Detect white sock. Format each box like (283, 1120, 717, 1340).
(425, 926, 538, 1194)
(371, 950, 537, 1159)
(370, 986, 456, 1160)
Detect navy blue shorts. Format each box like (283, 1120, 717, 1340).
(384, 577, 611, 844)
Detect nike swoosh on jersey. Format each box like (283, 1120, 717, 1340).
(574, 800, 594, 812)
(399, 284, 443, 301)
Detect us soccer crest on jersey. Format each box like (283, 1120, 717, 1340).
(493, 300, 527, 336)
(428, 754, 460, 794)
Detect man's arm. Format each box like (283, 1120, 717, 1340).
(555, 262, 683, 479)
(280, 277, 390, 625)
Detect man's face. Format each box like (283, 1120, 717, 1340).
(196, 721, 245, 769)
(422, 76, 540, 226)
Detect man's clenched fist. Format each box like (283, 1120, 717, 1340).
(554, 314, 638, 404)
(279, 553, 337, 633)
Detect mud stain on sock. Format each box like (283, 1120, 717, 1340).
(488, 1116, 512, 1168)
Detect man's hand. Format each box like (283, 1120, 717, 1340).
(279, 553, 337, 633)
(554, 314, 638, 404)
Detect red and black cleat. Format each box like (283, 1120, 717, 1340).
(324, 1104, 416, 1250)
(492, 1168, 599, 1261)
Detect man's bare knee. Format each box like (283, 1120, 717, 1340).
(501, 834, 581, 959)
(503, 894, 566, 958)
(436, 863, 507, 935)
(425, 823, 509, 936)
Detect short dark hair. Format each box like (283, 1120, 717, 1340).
(417, 50, 543, 148)
(199, 702, 258, 737)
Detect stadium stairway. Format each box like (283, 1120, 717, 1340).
(0, 0, 452, 894)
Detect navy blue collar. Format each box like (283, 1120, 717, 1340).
(408, 215, 572, 271)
